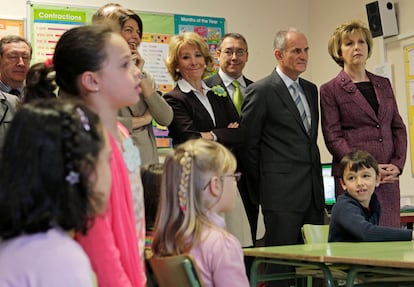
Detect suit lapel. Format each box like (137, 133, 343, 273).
(209, 74, 240, 116)
(186, 89, 215, 127)
(339, 71, 377, 121)
(368, 73, 386, 122)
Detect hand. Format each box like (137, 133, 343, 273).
(378, 163, 400, 184)
(132, 50, 145, 70)
(131, 108, 153, 129)
(200, 131, 214, 140)
(227, 122, 239, 128)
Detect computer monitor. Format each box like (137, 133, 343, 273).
(321, 163, 336, 206)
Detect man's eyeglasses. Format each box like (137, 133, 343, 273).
(220, 49, 246, 57)
(4, 54, 30, 64)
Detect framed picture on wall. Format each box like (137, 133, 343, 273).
(0, 18, 25, 39)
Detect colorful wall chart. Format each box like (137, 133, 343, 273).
(29, 4, 225, 91)
(30, 7, 87, 61)
(28, 3, 225, 149)
(175, 14, 225, 70)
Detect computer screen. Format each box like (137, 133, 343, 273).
(321, 163, 336, 205)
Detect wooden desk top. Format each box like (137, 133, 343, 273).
(244, 241, 414, 269)
(244, 244, 328, 263)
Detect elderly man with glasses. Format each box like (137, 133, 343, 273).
(0, 35, 32, 98)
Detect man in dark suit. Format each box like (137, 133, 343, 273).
(240, 28, 324, 286)
(205, 33, 259, 245)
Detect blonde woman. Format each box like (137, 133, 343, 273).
(320, 20, 407, 227)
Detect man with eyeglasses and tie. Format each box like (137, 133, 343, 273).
(0, 35, 32, 98)
(240, 28, 324, 287)
(205, 32, 258, 277)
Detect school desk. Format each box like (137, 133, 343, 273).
(244, 241, 414, 287)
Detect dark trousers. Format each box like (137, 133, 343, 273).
(263, 201, 324, 287)
(238, 177, 260, 244)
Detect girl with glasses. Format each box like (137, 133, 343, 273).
(152, 138, 249, 287)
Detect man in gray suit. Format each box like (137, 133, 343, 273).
(0, 91, 19, 150)
(240, 28, 324, 286)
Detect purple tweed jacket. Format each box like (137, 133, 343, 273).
(320, 69, 407, 178)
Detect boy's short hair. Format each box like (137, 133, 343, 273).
(339, 150, 379, 178)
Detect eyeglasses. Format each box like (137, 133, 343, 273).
(4, 54, 30, 64)
(202, 172, 242, 190)
(221, 49, 246, 57)
(221, 172, 242, 182)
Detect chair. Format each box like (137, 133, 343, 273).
(148, 254, 203, 287)
(301, 224, 329, 244)
(298, 224, 348, 286)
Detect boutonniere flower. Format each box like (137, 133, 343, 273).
(211, 85, 227, 97)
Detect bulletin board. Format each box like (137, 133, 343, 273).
(27, 2, 225, 149)
(27, 3, 225, 93)
(404, 44, 414, 176)
(0, 18, 25, 39)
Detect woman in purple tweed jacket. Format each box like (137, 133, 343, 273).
(320, 20, 407, 227)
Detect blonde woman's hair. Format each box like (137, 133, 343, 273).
(165, 32, 214, 81)
(328, 20, 373, 68)
(152, 138, 236, 256)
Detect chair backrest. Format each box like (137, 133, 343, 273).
(301, 224, 329, 244)
(148, 254, 203, 287)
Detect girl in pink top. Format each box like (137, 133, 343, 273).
(0, 99, 112, 287)
(51, 25, 146, 287)
(152, 139, 249, 287)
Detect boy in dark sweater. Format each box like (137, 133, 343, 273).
(329, 150, 413, 242)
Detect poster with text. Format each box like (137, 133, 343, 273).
(31, 8, 86, 63)
(138, 13, 175, 92)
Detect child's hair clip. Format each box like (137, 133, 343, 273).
(65, 171, 80, 185)
(76, 107, 90, 131)
(44, 58, 54, 68)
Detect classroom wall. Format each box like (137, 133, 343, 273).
(2, 0, 414, 201)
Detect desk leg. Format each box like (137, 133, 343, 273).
(345, 265, 414, 287)
(249, 258, 337, 287)
(315, 263, 336, 287)
(249, 259, 260, 287)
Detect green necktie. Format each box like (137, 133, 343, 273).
(232, 80, 242, 115)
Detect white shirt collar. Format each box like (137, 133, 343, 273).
(218, 69, 246, 88)
(276, 66, 299, 88)
(177, 78, 211, 94)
